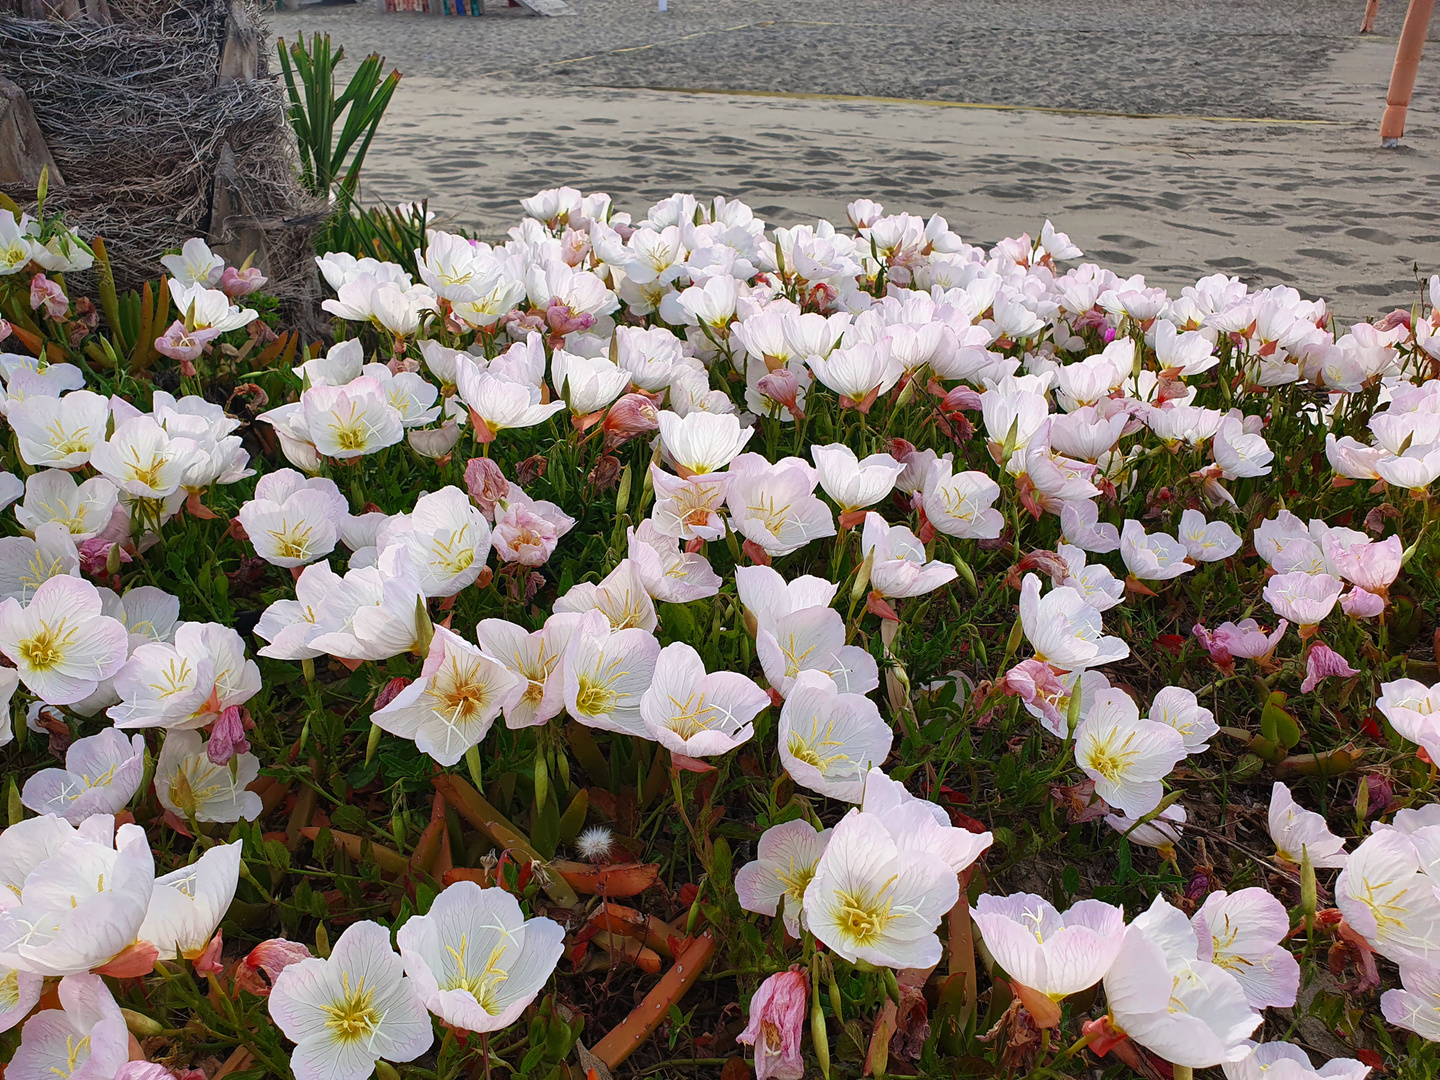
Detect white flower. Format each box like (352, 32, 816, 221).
(154, 730, 262, 823)
(809, 340, 902, 408)
(1146, 686, 1218, 754)
(804, 809, 958, 969)
(1383, 963, 1440, 1042)
(860, 767, 992, 874)
(0, 576, 128, 706)
(269, 920, 433, 1080)
(475, 614, 583, 730)
(0, 959, 41, 1033)
(238, 491, 340, 569)
(0, 815, 155, 976)
(778, 670, 892, 802)
(1223, 1042, 1370, 1080)
(7, 974, 129, 1080)
(614, 325, 682, 391)
(727, 456, 836, 557)
(734, 564, 837, 634)
(308, 546, 428, 662)
(377, 486, 492, 598)
(20, 728, 145, 824)
(1018, 573, 1129, 672)
(14, 471, 119, 541)
(1177, 509, 1242, 562)
(9, 390, 109, 469)
(647, 467, 731, 542)
(160, 238, 225, 288)
(627, 521, 722, 603)
(1073, 689, 1186, 816)
(0, 522, 82, 606)
(811, 444, 905, 514)
(639, 642, 769, 758)
(553, 350, 629, 415)
(1336, 830, 1440, 966)
(1120, 519, 1194, 581)
(110, 621, 260, 731)
(138, 840, 241, 961)
(371, 626, 519, 767)
(397, 880, 564, 1033)
(562, 611, 660, 737)
(171, 281, 256, 333)
(1103, 896, 1261, 1067)
(657, 411, 753, 476)
(921, 459, 1004, 540)
(734, 819, 832, 936)
(363, 363, 442, 428)
(861, 513, 957, 599)
(0, 211, 38, 274)
(972, 893, 1126, 1002)
(456, 366, 565, 439)
(302, 376, 405, 459)
(756, 605, 878, 699)
(1193, 888, 1300, 1009)
(1267, 781, 1347, 869)
(553, 559, 657, 632)
(415, 231, 503, 304)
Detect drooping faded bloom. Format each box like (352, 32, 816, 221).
(735, 819, 833, 936)
(371, 626, 519, 767)
(639, 642, 769, 758)
(1192, 888, 1300, 1009)
(737, 969, 808, 1080)
(268, 920, 433, 1080)
(778, 671, 892, 802)
(396, 880, 564, 1034)
(804, 808, 958, 969)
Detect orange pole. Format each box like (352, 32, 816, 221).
(1362, 0, 1380, 32)
(1380, 0, 1435, 144)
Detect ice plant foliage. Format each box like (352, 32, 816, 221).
(0, 189, 1436, 1080)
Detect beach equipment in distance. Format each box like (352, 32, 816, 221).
(1379, 0, 1433, 145)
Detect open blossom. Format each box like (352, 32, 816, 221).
(1019, 573, 1129, 672)
(861, 767, 991, 874)
(1193, 618, 1287, 669)
(804, 808, 957, 968)
(1120, 519, 1194, 581)
(1383, 963, 1440, 1042)
(476, 614, 582, 729)
(778, 671, 892, 802)
(372, 626, 519, 766)
(1337, 830, 1440, 966)
(269, 920, 433, 1080)
(627, 521, 722, 603)
(657, 410, 753, 476)
(8, 974, 130, 1080)
(308, 546, 427, 661)
(727, 457, 836, 557)
(973, 894, 1126, 1016)
(554, 558, 657, 632)
(139, 840, 241, 962)
(921, 459, 1004, 540)
(0, 576, 129, 705)
(302, 376, 405, 459)
(1146, 686, 1218, 754)
(756, 604, 878, 699)
(1177, 509, 1242, 562)
(456, 367, 565, 441)
(1193, 888, 1300, 1009)
(492, 488, 575, 566)
(562, 611, 660, 737)
(161, 237, 225, 287)
(15, 470, 119, 541)
(735, 564, 838, 634)
(0, 815, 155, 976)
(1074, 689, 1186, 816)
(1376, 677, 1440, 761)
(377, 486, 492, 597)
(10, 390, 110, 469)
(738, 970, 808, 1080)
(110, 621, 260, 730)
(397, 880, 564, 1034)
(648, 466, 731, 541)
(1263, 572, 1343, 629)
(811, 444, 904, 513)
(1267, 781, 1347, 869)
(154, 729, 262, 823)
(238, 490, 341, 569)
(20, 727, 145, 823)
(735, 819, 833, 936)
(1103, 896, 1260, 1067)
(1324, 533, 1401, 594)
(861, 512, 957, 598)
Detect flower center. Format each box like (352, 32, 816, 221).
(20, 620, 74, 671)
(834, 887, 893, 946)
(321, 973, 382, 1044)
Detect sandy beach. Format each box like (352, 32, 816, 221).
(269, 0, 1440, 321)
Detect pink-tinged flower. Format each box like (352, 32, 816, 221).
(1375, 678, 1440, 765)
(20, 727, 145, 823)
(1060, 499, 1121, 554)
(804, 808, 957, 968)
(153, 730, 261, 824)
(1147, 686, 1217, 754)
(1019, 573, 1129, 672)
(1074, 690, 1186, 816)
(1383, 963, 1440, 1042)
(207, 704, 251, 764)
(1324, 534, 1401, 594)
(1192, 619, 1287, 671)
(1267, 781, 1347, 870)
(1223, 1042, 1370, 1080)
(1001, 659, 1070, 732)
(8, 973, 129, 1080)
(734, 564, 838, 635)
(1301, 642, 1359, 693)
(861, 512, 957, 599)
(0, 317, 12, 343)
(236, 938, 313, 997)
(220, 265, 267, 298)
(779, 671, 892, 802)
(1336, 830, 1440, 966)
(1341, 587, 1385, 618)
(973, 894, 1126, 1017)
(464, 458, 509, 518)
(268, 920, 433, 1080)
(602, 393, 660, 449)
(1177, 509, 1242, 562)
(754, 367, 804, 420)
(735, 819, 832, 936)
(492, 489, 575, 567)
(627, 521, 721, 603)
(861, 767, 991, 874)
(139, 840, 241, 964)
(29, 274, 68, 319)
(648, 466, 731, 541)
(1193, 888, 1300, 1009)
(0, 576, 129, 705)
(475, 614, 583, 730)
(554, 559, 657, 632)
(1325, 434, 1387, 481)
(640, 642, 768, 758)
(757, 605, 878, 700)
(727, 456, 835, 558)
(562, 611, 660, 737)
(154, 320, 222, 363)
(920, 459, 1004, 540)
(1103, 898, 1260, 1067)
(1120, 519, 1193, 582)
(397, 880, 564, 1034)
(1263, 572, 1343, 632)
(738, 969, 808, 1080)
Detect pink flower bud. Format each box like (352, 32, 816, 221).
(219, 265, 267, 298)
(603, 393, 661, 449)
(0, 317, 11, 343)
(755, 368, 803, 418)
(738, 969, 808, 1080)
(194, 928, 225, 975)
